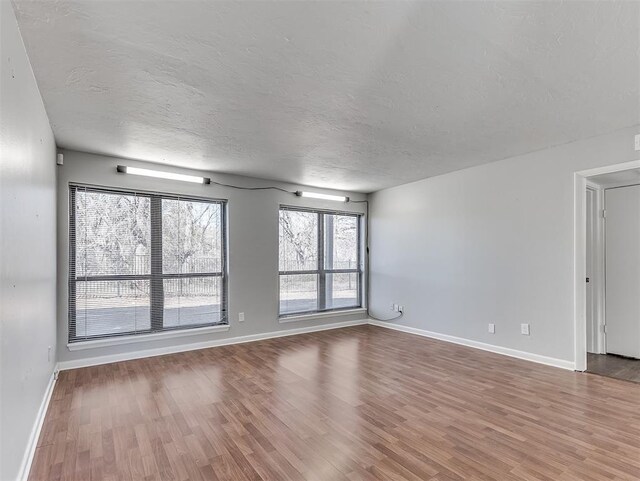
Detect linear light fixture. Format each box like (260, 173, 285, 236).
(116, 165, 211, 184)
(295, 191, 349, 202)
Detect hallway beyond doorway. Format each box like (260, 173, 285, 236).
(588, 353, 640, 384)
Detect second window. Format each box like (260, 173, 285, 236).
(279, 207, 362, 316)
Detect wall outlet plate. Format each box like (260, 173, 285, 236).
(488, 323, 495, 334)
(521, 323, 530, 335)
(238, 312, 245, 322)
(635, 133, 640, 151)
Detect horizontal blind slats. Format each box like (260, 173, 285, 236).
(69, 185, 227, 343)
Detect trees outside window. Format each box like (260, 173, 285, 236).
(69, 186, 226, 341)
(279, 208, 362, 316)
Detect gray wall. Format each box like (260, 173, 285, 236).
(369, 126, 640, 364)
(57, 150, 367, 365)
(0, 2, 58, 480)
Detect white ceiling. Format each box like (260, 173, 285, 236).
(13, 1, 640, 192)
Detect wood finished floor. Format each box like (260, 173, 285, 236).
(30, 325, 640, 481)
(587, 353, 640, 384)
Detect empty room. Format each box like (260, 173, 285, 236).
(1, 1, 640, 480)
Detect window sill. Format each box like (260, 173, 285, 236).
(67, 324, 230, 351)
(278, 307, 366, 324)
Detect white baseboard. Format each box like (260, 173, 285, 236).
(57, 317, 575, 372)
(17, 369, 57, 481)
(57, 319, 368, 371)
(368, 320, 576, 371)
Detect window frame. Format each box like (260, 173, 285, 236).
(68, 184, 228, 343)
(278, 205, 363, 317)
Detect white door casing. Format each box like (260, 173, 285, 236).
(586, 188, 597, 353)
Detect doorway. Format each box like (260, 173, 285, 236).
(580, 167, 640, 382)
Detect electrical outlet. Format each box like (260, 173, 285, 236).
(521, 323, 530, 336)
(635, 133, 640, 151)
(238, 312, 245, 322)
(390, 303, 395, 311)
(488, 323, 495, 334)
(393, 304, 398, 312)
(47, 346, 52, 362)
(398, 305, 404, 313)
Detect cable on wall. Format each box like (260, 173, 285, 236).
(208, 180, 294, 194)
(349, 199, 403, 323)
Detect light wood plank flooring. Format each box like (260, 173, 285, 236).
(30, 325, 640, 481)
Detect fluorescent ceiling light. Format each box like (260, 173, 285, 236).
(296, 191, 349, 202)
(117, 165, 210, 184)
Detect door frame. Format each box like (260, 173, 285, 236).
(574, 159, 640, 371)
(585, 182, 606, 355)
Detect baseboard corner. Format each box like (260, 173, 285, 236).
(17, 369, 57, 481)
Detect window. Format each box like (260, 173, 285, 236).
(279, 207, 362, 316)
(69, 186, 227, 342)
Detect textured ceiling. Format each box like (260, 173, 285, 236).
(13, 1, 640, 192)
